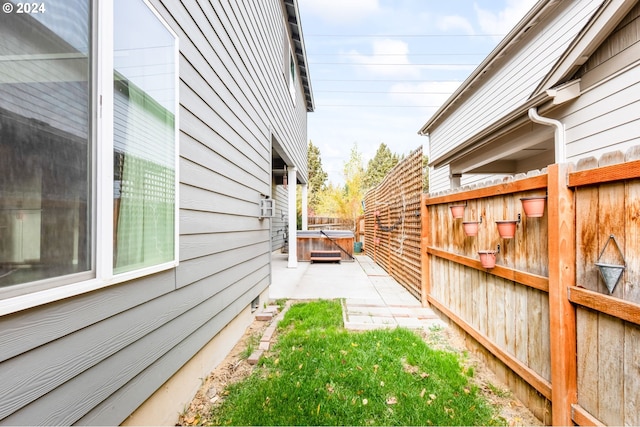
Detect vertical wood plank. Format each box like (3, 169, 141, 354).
(624, 147, 640, 304)
(574, 157, 600, 419)
(471, 267, 481, 330)
(527, 288, 544, 381)
(547, 163, 577, 426)
(624, 323, 640, 426)
(505, 280, 516, 369)
(514, 283, 530, 409)
(624, 148, 640, 426)
(576, 306, 599, 418)
(517, 189, 534, 409)
(421, 194, 430, 306)
(597, 315, 624, 426)
(540, 293, 551, 382)
(478, 270, 488, 343)
(494, 278, 507, 384)
(596, 152, 625, 426)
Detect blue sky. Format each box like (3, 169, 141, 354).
(297, 0, 537, 184)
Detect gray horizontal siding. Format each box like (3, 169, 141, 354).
(271, 183, 288, 250)
(564, 63, 640, 160)
(75, 276, 268, 425)
(0, 269, 177, 423)
(180, 230, 268, 261)
(0, 0, 310, 425)
(0, 271, 175, 366)
(223, 0, 308, 180)
(4, 263, 269, 425)
(180, 157, 257, 204)
(427, 165, 451, 194)
(176, 243, 270, 288)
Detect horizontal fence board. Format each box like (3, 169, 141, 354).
(426, 247, 549, 292)
(571, 404, 606, 426)
(569, 286, 640, 325)
(568, 158, 640, 186)
(425, 174, 548, 205)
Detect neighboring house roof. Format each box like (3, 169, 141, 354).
(417, 0, 637, 171)
(534, 0, 638, 93)
(418, 0, 561, 136)
(284, 0, 314, 112)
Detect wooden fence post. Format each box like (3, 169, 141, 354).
(421, 193, 430, 306)
(547, 163, 577, 425)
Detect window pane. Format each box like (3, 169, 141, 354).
(0, 1, 92, 290)
(113, 0, 175, 274)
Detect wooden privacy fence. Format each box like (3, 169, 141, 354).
(364, 148, 423, 298)
(307, 216, 352, 230)
(421, 147, 640, 426)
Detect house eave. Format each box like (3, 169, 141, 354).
(428, 92, 552, 169)
(283, 0, 315, 112)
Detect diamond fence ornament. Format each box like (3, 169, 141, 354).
(594, 234, 626, 294)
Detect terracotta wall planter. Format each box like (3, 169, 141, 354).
(462, 221, 480, 236)
(520, 196, 546, 217)
(478, 250, 497, 268)
(496, 220, 518, 238)
(449, 204, 465, 219)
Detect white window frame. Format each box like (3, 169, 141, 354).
(288, 48, 296, 105)
(0, 0, 180, 316)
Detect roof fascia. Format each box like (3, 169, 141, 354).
(429, 92, 551, 168)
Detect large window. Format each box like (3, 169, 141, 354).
(0, 0, 178, 303)
(0, 0, 92, 295)
(113, 0, 176, 274)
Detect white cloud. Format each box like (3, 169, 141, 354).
(348, 39, 421, 78)
(389, 81, 462, 109)
(437, 15, 475, 34)
(474, 0, 537, 35)
(302, 0, 380, 24)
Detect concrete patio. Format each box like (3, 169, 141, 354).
(269, 252, 445, 330)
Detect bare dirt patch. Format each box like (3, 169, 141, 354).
(177, 309, 542, 426)
(177, 318, 271, 426)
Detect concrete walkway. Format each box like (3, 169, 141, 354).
(269, 252, 444, 331)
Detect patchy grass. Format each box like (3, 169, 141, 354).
(239, 332, 261, 360)
(210, 300, 505, 426)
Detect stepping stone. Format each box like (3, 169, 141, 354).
(247, 349, 264, 365)
(255, 312, 273, 321)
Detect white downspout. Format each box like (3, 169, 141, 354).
(528, 107, 566, 163)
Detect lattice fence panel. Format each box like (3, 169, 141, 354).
(363, 147, 423, 299)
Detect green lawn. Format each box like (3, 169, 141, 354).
(210, 300, 505, 426)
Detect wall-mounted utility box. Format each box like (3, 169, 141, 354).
(259, 198, 276, 219)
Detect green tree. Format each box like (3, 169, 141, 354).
(307, 140, 327, 215)
(314, 143, 365, 230)
(315, 182, 343, 217)
(341, 143, 366, 227)
(363, 143, 399, 190)
(422, 154, 430, 192)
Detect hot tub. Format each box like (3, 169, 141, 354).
(296, 230, 354, 262)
